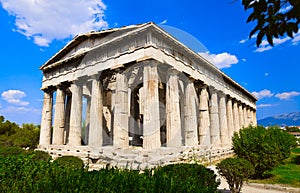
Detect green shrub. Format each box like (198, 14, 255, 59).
(294, 155, 300, 165)
(0, 146, 26, 157)
(53, 156, 84, 169)
(217, 158, 254, 193)
(28, 150, 52, 162)
(153, 163, 220, 193)
(232, 125, 296, 178)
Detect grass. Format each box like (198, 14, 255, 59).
(251, 147, 300, 188)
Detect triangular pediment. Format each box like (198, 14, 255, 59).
(40, 23, 151, 70)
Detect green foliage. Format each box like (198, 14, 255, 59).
(28, 150, 52, 162)
(285, 126, 300, 132)
(0, 146, 26, 157)
(0, 116, 40, 149)
(13, 124, 40, 149)
(242, 0, 300, 47)
(0, 152, 220, 193)
(153, 163, 220, 193)
(54, 156, 84, 169)
(250, 147, 300, 187)
(217, 158, 254, 193)
(232, 125, 296, 178)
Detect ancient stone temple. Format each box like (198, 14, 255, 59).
(38, 22, 257, 169)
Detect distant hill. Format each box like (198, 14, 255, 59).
(258, 112, 300, 127)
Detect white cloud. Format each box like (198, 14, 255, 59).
(254, 36, 291, 52)
(0, 0, 108, 46)
(198, 51, 238, 69)
(275, 91, 300, 100)
(257, 104, 273, 108)
(264, 72, 269, 76)
(254, 45, 272, 52)
(159, 19, 167, 25)
(0, 106, 40, 114)
(292, 32, 300, 45)
(239, 39, 247, 44)
(252, 89, 273, 99)
(1, 90, 29, 106)
(242, 58, 246, 62)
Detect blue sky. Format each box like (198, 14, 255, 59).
(0, 0, 299, 125)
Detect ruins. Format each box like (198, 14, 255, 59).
(38, 22, 257, 169)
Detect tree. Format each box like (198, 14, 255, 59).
(232, 125, 296, 178)
(217, 158, 254, 193)
(242, 0, 300, 46)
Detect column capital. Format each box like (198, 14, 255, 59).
(217, 91, 226, 97)
(41, 86, 55, 93)
(90, 74, 101, 81)
(167, 67, 179, 75)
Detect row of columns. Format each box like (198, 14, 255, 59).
(40, 63, 256, 149)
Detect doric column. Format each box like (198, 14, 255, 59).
(84, 96, 91, 145)
(209, 88, 220, 147)
(238, 104, 244, 129)
(199, 86, 211, 147)
(39, 89, 53, 146)
(166, 69, 182, 147)
(247, 108, 252, 125)
(233, 101, 240, 132)
(89, 77, 104, 147)
(253, 110, 257, 126)
(113, 71, 129, 148)
(52, 87, 66, 145)
(64, 94, 71, 144)
(68, 82, 83, 146)
(143, 63, 161, 149)
(219, 93, 228, 147)
(243, 106, 248, 127)
(226, 97, 234, 144)
(184, 80, 198, 146)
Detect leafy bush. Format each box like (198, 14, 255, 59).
(153, 163, 220, 193)
(0, 146, 26, 157)
(0, 155, 219, 193)
(217, 158, 254, 193)
(53, 156, 84, 169)
(294, 155, 300, 165)
(28, 150, 52, 162)
(232, 125, 296, 178)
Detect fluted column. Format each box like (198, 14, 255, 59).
(84, 96, 91, 145)
(210, 88, 220, 147)
(247, 108, 252, 125)
(238, 104, 244, 129)
(64, 95, 71, 144)
(243, 106, 248, 127)
(113, 71, 129, 148)
(253, 110, 257, 126)
(52, 87, 66, 145)
(219, 93, 228, 147)
(89, 77, 104, 147)
(143, 64, 161, 149)
(39, 89, 53, 146)
(166, 69, 182, 147)
(199, 86, 210, 147)
(233, 101, 240, 132)
(68, 82, 83, 146)
(184, 80, 198, 146)
(226, 97, 234, 144)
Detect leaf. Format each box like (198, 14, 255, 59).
(256, 31, 265, 47)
